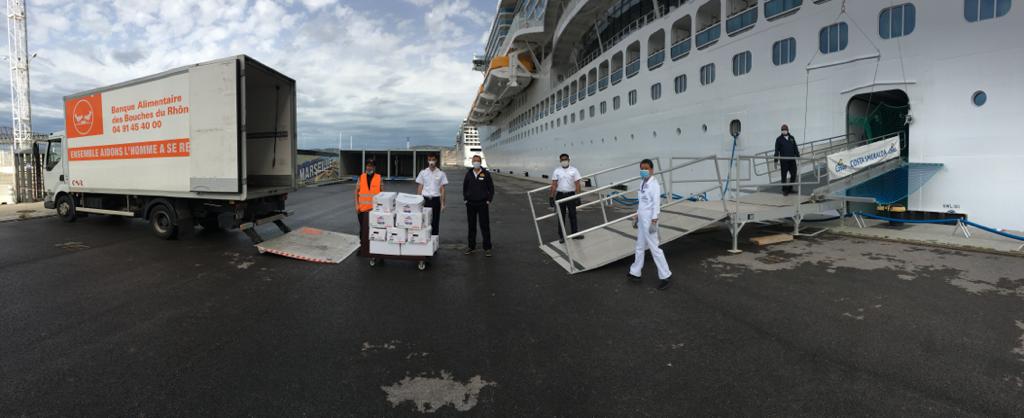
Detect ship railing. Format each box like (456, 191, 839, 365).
(587, 82, 597, 96)
(726, 4, 758, 35)
(578, 89, 586, 101)
(670, 37, 691, 60)
(751, 132, 909, 185)
(647, 49, 665, 70)
(598, 76, 609, 90)
(625, 58, 641, 78)
(764, 0, 803, 20)
(610, 69, 623, 85)
(695, 24, 721, 49)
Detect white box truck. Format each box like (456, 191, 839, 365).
(40, 55, 297, 241)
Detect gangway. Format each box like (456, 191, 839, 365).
(528, 133, 916, 274)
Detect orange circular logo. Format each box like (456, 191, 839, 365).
(71, 99, 95, 136)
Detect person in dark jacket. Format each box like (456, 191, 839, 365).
(462, 155, 494, 256)
(774, 124, 800, 196)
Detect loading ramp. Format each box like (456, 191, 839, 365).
(529, 134, 913, 274)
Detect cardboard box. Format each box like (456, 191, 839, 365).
(395, 193, 425, 213)
(407, 226, 432, 244)
(401, 236, 438, 256)
(395, 211, 426, 229)
(373, 192, 398, 212)
(368, 211, 394, 228)
(387, 227, 408, 244)
(369, 240, 401, 256)
(369, 227, 388, 242)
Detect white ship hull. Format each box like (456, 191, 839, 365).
(474, 0, 1024, 230)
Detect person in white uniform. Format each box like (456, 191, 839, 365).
(627, 159, 672, 290)
(416, 153, 448, 236)
(549, 153, 584, 243)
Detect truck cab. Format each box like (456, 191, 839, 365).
(40, 132, 71, 217)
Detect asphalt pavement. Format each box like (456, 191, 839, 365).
(1, 172, 1023, 417)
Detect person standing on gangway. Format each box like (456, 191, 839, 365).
(627, 159, 672, 290)
(549, 153, 583, 244)
(774, 124, 800, 196)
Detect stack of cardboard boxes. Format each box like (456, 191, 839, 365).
(368, 192, 439, 257)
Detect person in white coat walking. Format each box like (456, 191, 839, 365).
(627, 159, 672, 290)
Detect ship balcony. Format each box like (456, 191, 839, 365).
(598, 76, 609, 90)
(625, 59, 640, 78)
(671, 38, 692, 60)
(556, 100, 562, 111)
(647, 50, 665, 70)
(563, 98, 569, 108)
(726, 5, 758, 35)
(578, 87, 586, 100)
(764, 0, 802, 20)
(611, 69, 623, 85)
(587, 82, 597, 96)
(570, 92, 577, 104)
(695, 24, 721, 49)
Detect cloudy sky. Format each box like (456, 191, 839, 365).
(0, 0, 495, 149)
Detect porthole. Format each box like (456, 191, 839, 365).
(676, 128, 682, 135)
(630, 134, 635, 140)
(972, 90, 987, 107)
(614, 136, 618, 141)
(652, 131, 657, 138)
(702, 124, 708, 132)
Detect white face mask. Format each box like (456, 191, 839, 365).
(428, 160, 436, 167)
(560, 160, 569, 168)
(473, 162, 481, 169)
(782, 130, 789, 136)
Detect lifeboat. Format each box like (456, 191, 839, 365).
(481, 51, 536, 99)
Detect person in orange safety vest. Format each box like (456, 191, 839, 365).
(354, 159, 382, 257)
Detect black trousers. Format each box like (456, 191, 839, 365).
(357, 211, 369, 257)
(424, 196, 442, 235)
(555, 191, 579, 239)
(780, 160, 798, 193)
(466, 201, 492, 250)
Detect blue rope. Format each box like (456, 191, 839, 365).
(855, 212, 1024, 242)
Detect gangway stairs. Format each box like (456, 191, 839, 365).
(528, 134, 916, 274)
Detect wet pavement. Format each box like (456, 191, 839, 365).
(1, 173, 1023, 416)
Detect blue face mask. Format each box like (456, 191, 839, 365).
(639, 169, 650, 179)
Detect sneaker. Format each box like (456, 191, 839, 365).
(572, 235, 584, 240)
(558, 238, 565, 244)
(626, 273, 642, 283)
(657, 279, 672, 291)
(485, 250, 493, 257)
(464, 248, 475, 255)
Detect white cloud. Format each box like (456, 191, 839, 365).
(0, 0, 490, 149)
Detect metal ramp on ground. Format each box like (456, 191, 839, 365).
(528, 134, 918, 274)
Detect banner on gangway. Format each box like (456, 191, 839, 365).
(827, 135, 901, 181)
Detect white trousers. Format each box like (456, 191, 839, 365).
(629, 216, 672, 280)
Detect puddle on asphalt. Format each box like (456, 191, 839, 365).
(382, 371, 496, 413)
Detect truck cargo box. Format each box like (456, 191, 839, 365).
(62, 55, 296, 200)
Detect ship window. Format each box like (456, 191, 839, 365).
(613, 96, 621, 110)
(819, 22, 848, 54)
(965, 0, 1011, 21)
(880, 4, 915, 39)
(600, 101, 607, 114)
(732, 51, 752, 76)
(571, 113, 576, 123)
(590, 105, 596, 117)
(628, 89, 638, 106)
(700, 63, 716, 85)
(651, 83, 662, 100)
(772, 37, 796, 65)
(580, 109, 585, 121)
(972, 90, 987, 106)
(674, 74, 687, 93)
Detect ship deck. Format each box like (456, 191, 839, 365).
(1, 174, 1023, 416)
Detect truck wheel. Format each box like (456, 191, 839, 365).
(149, 204, 179, 240)
(56, 194, 77, 223)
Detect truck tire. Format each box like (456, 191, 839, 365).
(149, 204, 179, 240)
(56, 194, 77, 223)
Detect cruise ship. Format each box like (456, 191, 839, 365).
(467, 0, 1023, 230)
(455, 120, 487, 167)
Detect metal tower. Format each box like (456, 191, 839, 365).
(6, 0, 33, 203)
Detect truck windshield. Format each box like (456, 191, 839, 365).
(46, 140, 62, 171)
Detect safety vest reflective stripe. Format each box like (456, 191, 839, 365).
(357, 174, 381, 212)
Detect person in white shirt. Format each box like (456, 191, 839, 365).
(627, 159, 672, 290)
(415, 153, 448, 236)
(549, 153, 583, 243)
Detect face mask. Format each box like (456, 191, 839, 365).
(366, 168, 374, 175)
(782, 130, 789, 136)
(560, 160, 569, 168)
(428, 160, 436, 167)
(473, 162, 481, 169)
(639, 169, 650, 179)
